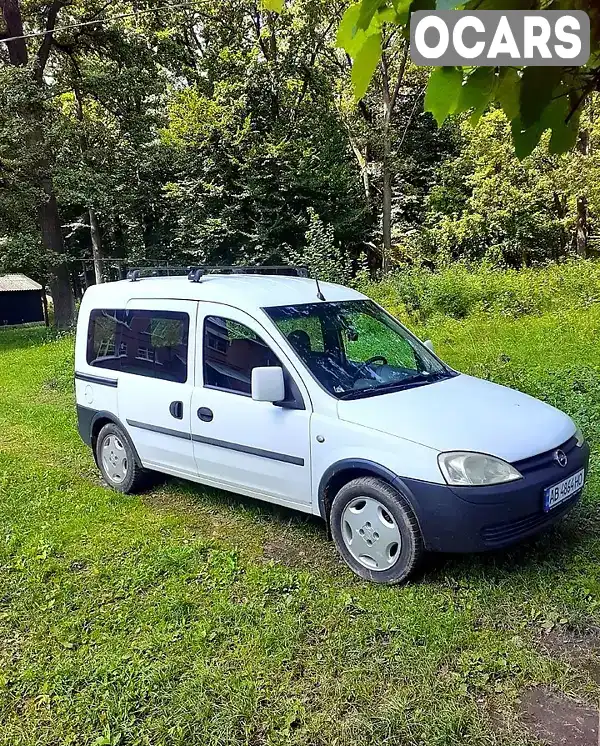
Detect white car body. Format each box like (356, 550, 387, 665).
(75, 272, 588, 558)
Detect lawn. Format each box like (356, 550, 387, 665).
(1, 306, 600, 745)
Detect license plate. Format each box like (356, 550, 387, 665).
(543, 468, 585, 512)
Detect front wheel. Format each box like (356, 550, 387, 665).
(330, 477, 424, 584)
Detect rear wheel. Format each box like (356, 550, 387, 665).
(96, 423, 149, 494)
(330, 477, 424, 584)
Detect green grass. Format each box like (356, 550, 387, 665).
(1, 304, 600, 745)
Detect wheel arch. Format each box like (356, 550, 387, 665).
(318, 458, 424, 541)
(318, 459, 409, 518)
(88, 410, 143, 468)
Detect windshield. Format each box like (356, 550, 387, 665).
(264, 299, 455, 399)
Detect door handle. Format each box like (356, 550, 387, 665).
(197, 407, 213, 423)
(169, 401, 184, 420)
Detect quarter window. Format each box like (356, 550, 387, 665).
(203, 316, 278, 395)
(87, 309, 189, 383)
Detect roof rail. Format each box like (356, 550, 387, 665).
(186, 265, 309, 283)
(127, 266, 189, 281)
(126, 265, 309, 282)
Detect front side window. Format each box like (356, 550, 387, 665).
(203, 316, 279, 395)
(87, 309, 189, 383)
(265, 300, 455, 399)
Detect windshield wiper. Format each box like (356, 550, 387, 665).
(337, 370, 454, 400)
(383, 370, 455, 388)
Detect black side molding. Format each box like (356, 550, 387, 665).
(127, 420, 191, 441)
(192, 433, 304, 466)
(125, 419, 304, 466)
(75, 372, 118, 388)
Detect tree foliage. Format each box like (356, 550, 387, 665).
(1, 0, 599, 319)
(414, 99, 600, 266)
(337, 0, 600, 158)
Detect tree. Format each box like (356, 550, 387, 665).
(290, 206, 353, 281)
(0, 0, 75, 328)
(334, 52, 457, 270)
(1, 0, 180, 302)
(416, 96, 600, 266)
(158, 0, 368, 266)
(51, 7, 173, 277)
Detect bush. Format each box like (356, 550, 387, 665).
(290, 208, 352, 284)
(355, 259, 600, 323)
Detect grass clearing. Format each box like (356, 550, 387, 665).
(0, 304, 600, 745)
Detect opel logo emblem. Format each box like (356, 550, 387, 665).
(554, 449, 568, 468)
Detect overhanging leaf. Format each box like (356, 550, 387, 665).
(519, 67, 562, 130)
(351, 31, 382, 100)
(424, 67, 463, 127)
(543, 95, 581, 155)
(390, 0, 413, 21)
(496, 68, 520, 121)
(375, 6, 398, 24)
(456, 67, 496, 119)
(511, 117, 544, 160)
(357, 0, 383, 30)
(409, 0, 436, 11)
(336, 4, 364, 56)
(337, 3, 382, 57)
(549, 111, 580, 155)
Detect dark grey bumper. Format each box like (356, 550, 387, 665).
(395, 440, 590, 553)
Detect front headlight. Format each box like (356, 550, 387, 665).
(438, 452, 523, 487)
(574, 426, 585, 447)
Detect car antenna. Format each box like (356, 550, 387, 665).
(315, 276, 326, 301)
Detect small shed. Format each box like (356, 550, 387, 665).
(0, 274, 45, 327)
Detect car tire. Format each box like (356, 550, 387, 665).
(330, 477, 424, 584)
(95, 423, 149, 494)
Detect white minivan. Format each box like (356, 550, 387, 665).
(75, 267, 589, 583)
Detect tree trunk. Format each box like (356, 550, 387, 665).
(575, 125, 589, 260)
(379, 44, 408, 275)
(38, 177, 74, 329)
(578, 129, 590, 156)
(576, 195, 588, 259)
(552, 191, 567, 262)
(381, 122, 392, 274)
(89, 207, 104, 284)
(40, 283, 49, 326)
(73, 79, 104, 284)
(0, 0, 27, 65)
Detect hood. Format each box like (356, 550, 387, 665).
(337, 374, 575, 463)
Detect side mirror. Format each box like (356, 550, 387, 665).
(252, 366, 285, 403)
(424, 339, 435, 353)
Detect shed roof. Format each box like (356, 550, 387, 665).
(0, 274, 42, 292)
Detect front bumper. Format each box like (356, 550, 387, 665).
(395, 439, 590, 553)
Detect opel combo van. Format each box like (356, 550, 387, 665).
(75, 267, 589, 583)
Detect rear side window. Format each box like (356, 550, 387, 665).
(203, 316, 278, 395)
(87, 309, 189, 383)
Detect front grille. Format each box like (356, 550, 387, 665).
(481, 493, 580, 547)
(513, 436, 578, 475)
